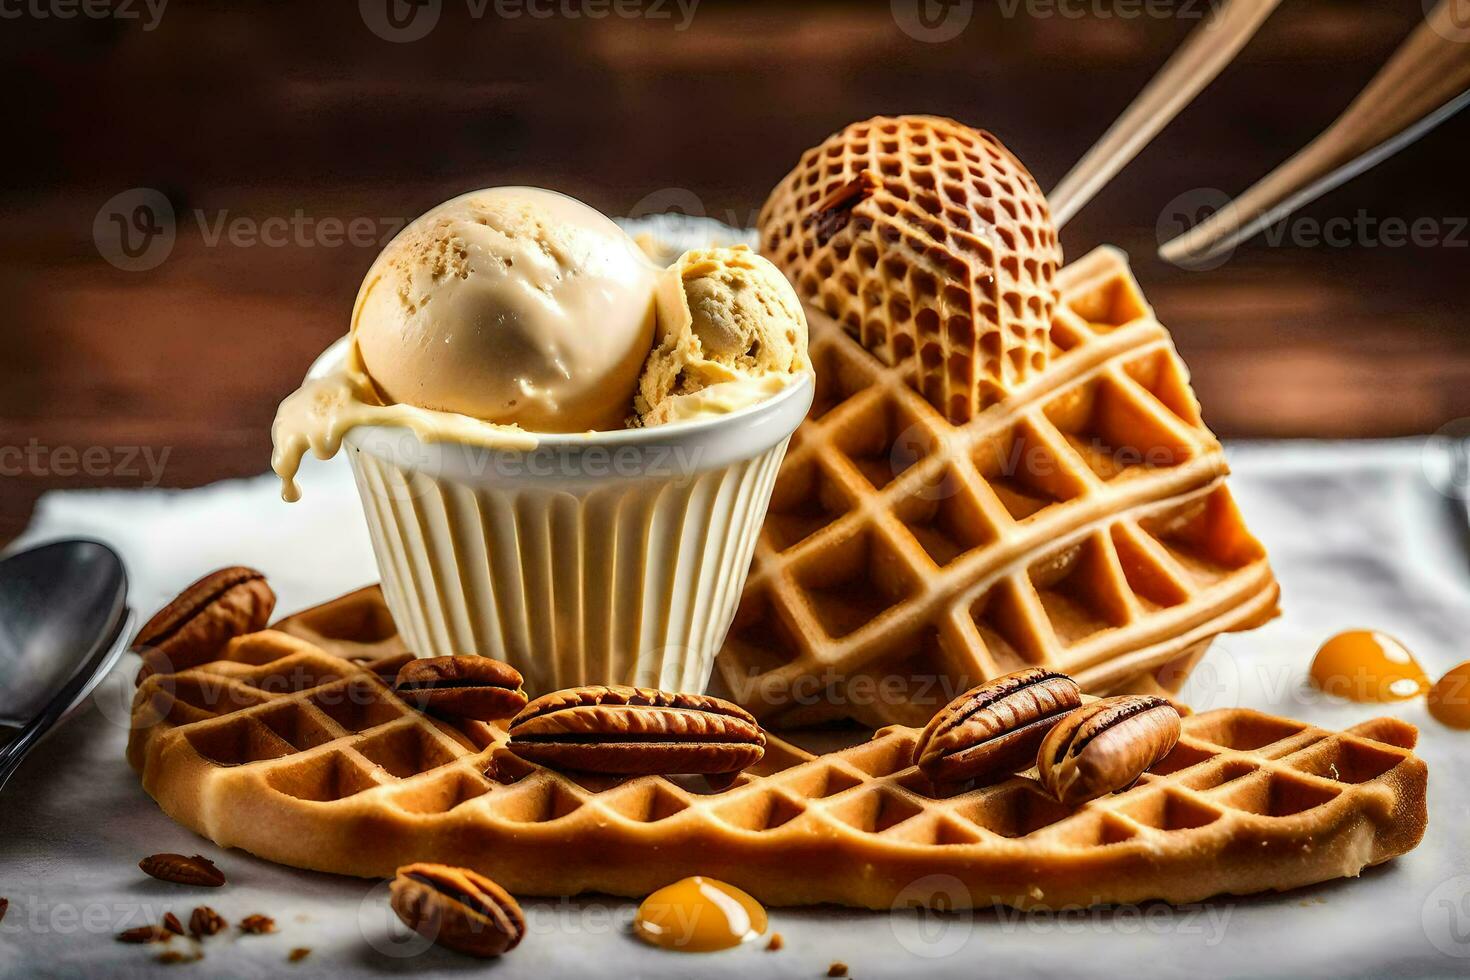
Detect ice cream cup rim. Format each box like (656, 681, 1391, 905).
(309, 335, 814, 452)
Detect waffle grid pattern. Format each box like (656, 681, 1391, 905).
(717, 247, 1279, 728)
(758, 115, 1063, 421)
(127, 599, 1425, 910)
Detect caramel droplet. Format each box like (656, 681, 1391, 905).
(1428, 661, 1470, 729)
(633, 877, 767, 952)
(1309, 630, 1429, 703)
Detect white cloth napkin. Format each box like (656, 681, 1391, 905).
(2, 440, 1468, 979)
(5, 204, 1469, 977)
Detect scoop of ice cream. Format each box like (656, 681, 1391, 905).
(636, 246, 809, 426)
(352, 187, 658, 433)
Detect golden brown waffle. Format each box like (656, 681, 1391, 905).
(758, 115, 1063, 422)
(272, 584, 408, 662)
(127, 589, 1424, 910)
(715, 245, 1279, 728)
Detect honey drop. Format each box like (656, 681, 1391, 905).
(1309, 630, 1429, 703)
(633, 876, 767, 952)
(1428, 661, 1470, 729)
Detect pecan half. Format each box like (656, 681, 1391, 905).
(914, 668, 1082, 784)
(389, 863, 524, 958)
(1037, 695, 1182, 805)
(806, 169, 880, 246)
(189, 906, 226, 938)
(507, 686, 766, 775)
(162, 912, 185, 936)
(134, 567, 275, 683)
(139, 853, 226, 888)
(117, 925, 172, 943)
(393, 656, 528, 721)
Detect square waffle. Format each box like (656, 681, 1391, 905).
(126, 588, 1423, 911)
(714, 245, 1280, 728)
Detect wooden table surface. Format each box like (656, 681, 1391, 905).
(2, 1, 1467, 545)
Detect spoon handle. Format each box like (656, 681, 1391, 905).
(1160, 0, 1470, 264)
(1048, 0, 1285, 228)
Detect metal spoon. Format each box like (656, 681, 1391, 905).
(0, 539, 130, 790)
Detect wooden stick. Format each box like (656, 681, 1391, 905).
(1160, 0, 1470, 265)
(1048, 0, 1283, 228)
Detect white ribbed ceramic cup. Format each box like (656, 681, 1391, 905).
(337, 368, 812, 698)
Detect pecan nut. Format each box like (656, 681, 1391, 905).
(913, 668, 1082, 784)
(117, 925, 172, 944)
(393, 656, 528, 721)
(389, 863, 524, 958)
(807, 169, 879, 245)
(139, 853, 226, 887)
(189, 906, 226, 938)
(507, 686, 766, 775)
(1037, 695, 1182, 805)
(238, 914, 276, 934)
(134, 567, 275, 683)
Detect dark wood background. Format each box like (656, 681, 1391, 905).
(2, 0, 1467, 544)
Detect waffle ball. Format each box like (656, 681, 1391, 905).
(759, 115, 1062, 422)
